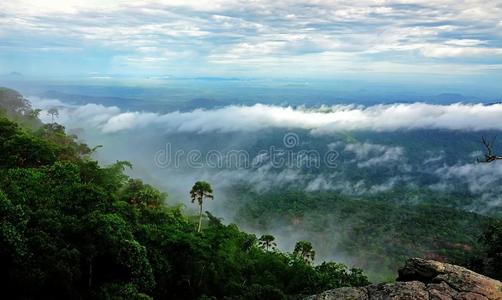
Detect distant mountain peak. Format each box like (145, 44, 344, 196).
(5, 71, 23, 77)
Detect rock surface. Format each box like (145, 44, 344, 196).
(307, 258, 502, 300)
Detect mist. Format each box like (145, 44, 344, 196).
(31, 97, 502, 134)
(27, 95, 502, 278)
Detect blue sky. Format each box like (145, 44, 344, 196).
(1, 0, 501, 80)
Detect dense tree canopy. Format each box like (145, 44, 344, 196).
(3, 87, 501, 298)
(232, 187, 496, 281)
(466, 219, 502, 281)
(0, 90, 369, 299)
(0, 87, 41, 128)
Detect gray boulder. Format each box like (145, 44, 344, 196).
(307, 258, 502, 300)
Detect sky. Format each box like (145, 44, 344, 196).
(1, 0, 502, 80)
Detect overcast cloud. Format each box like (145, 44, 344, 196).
(1, 0, 501, 77)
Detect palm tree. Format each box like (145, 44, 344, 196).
(190, 181, 214, 232)
(293, 241, 315, 265)
(258, 234, 277, 251)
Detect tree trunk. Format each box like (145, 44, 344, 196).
(88, 258, 93, 288)
(197, 203, 203, 232)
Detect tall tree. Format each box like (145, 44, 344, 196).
(190, 181, 214, 232)
(47, 108, 59, 123)
(258, 234, 277, 251)
(294, 241, 315, 265)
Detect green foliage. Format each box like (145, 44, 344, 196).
(35, 123, 92, 159)
(233, 188, 491, 281)
(465, 220, 502, 280)
(190, 181, 214, 206)
(119, 178, 166, 209)
(313, 262, 370, 290)
(190, 181, 214, 232)
(293, 241, 315, 265)
(97, 283, 153, 300)
(0, 117, 59, 168)
(0, 87, 42, 128)
(237, 284, 286, 300)
(258, 234, 277, 251)
(0, 95, 368, 299)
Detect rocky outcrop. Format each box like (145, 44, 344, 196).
(307, 258, 502, 300)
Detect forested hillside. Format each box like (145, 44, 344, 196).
(0, 87, 368, 299)
(231, 188, 495, 281)
(2, 87, 502, 298)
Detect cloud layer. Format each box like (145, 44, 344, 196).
(1, 0, 501, 76)
(29, 96, 502, 215)
(31, 98, 502, 134)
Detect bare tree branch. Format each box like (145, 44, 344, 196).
(478, 135, 502, 163)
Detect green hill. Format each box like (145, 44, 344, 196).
(0, 88, 368, 299)
(231, 188, 492, 281)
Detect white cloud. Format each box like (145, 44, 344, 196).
(434, 162, 502, 211)
(344, 142, 405, 168)
(31, 95, 502, 212)
(30, 98, 502, 134)
(423, 151, 444, 165)
(1, 0, 502, 75)
(421, 45, 502, 58)
(436, 162, 502, 194)
(445, 39, 487, 47)
(305, 174, 333, 191)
